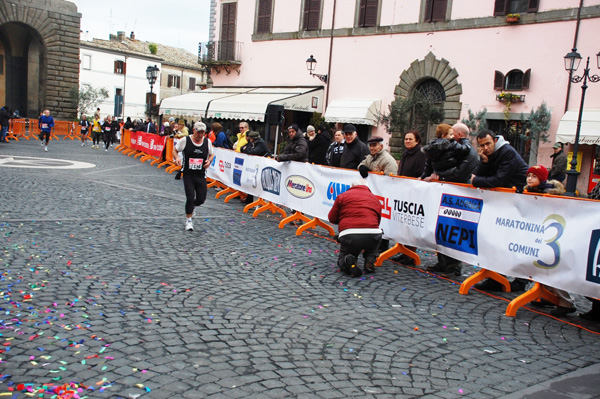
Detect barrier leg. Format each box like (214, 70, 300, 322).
(244, 198, 267, 213)
(157, 160, 172, 169)
(150, 157, 162, 166)
(224, 190, 244, 203)
(140, 155, 155, 163)
(375, 243, 420, 267)
(208, 180, 227, 189)
(505, 282, 560, 317)
(278, 211, 311, 229)
(252, 202, 287, 218)
(295, 217, 335, 237)
(133, 152, 145, 159)
(459, 269, 511, 295)
(215, 187, 235, 199)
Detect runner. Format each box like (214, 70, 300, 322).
(172, 121, 214, 231)
(38, 109, 54, 152)
(102, 116, 118, 152)
(79, 115, 90, 146)
(91, 114, 102, 148)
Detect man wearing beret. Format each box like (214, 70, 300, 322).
(358, 136, 398, 177)
(242, 131, 270, 157)
(339, 124, 369, 169)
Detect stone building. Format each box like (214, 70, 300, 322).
(0, 0, 80, 119)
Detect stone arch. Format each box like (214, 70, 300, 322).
(390, 52, 462, 151)
(0, 0, 80, 119)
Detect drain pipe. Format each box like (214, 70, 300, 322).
(564, 0, 584, 113)
(324, 0, 337, 109)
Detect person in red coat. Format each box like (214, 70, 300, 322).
(328, 179, 383, 277)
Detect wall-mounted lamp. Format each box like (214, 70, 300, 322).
(306, 55, 327, 84)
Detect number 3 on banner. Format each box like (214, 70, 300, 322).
(534, 214, 566, 269)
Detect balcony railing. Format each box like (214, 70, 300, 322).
(198, 41, 242, 64)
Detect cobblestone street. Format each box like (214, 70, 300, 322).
(1, 139, 599, 398)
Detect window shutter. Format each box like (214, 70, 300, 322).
(257, 0, 272, 34)
(425, 0, 433, 22)
(431, 0, 447, 22)
(189, 77, 196, 90)
(493, 0, 507, 16)
(168, 75, 173, 87)
(522, 69, 531, 90)
(122, 62, 126, 75)
(494, 70, 504, 90)
(359, 0, 378, 27)
(114, 60, 118, 73)
(303, 0, 321, 31)
(527, 0, 539, 12)
(364, 0, 378, 27)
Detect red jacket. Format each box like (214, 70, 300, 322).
(328, 185, 382, 233)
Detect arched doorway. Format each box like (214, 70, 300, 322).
(0, 22, 45, 117)
(389, 52, 462, 153)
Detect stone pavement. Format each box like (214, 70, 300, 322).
(0, 138, 599, 399)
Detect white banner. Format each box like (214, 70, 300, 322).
(207, 148, 600, 298)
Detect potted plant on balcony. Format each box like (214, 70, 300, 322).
(506, 13, 520, 23)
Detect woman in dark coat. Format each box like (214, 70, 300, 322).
(397, 130, 426, 178)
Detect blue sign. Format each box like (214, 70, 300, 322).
(233, 157, 244, 186)
(435, 194, 483, 255)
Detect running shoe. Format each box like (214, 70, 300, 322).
(44, 146, 48, 152)
(185, 220, 194, 231)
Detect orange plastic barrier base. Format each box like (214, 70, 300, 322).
(375, 243, 421, 267)
(505, 282, 560, 317)
(215, 187, 235, 199)
(208, 180, 227, 189)
(245, 199, 287, 219)
(295, 217, 335, 237)
(459, 268, 511, 295)
(278, 211, 311, 230)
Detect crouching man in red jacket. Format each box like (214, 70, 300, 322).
(328, 178, 383, 278)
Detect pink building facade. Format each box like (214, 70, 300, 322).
(198, 0, 600, 194)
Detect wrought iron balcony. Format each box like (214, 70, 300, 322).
(198, 41, 242, 75)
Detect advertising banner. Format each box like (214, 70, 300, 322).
(207, 148, 600, 298)
(129, 132, 166, 157)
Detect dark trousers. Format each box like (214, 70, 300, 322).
(92, 131, 101, 145)
(104, 131, 115, 149)
(183, 173, 207, 215)
(40, 130, 50, 144)
(438, 253, 461, 270)
(337, 233, 382, 269)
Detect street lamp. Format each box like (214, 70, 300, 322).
(562, 49, 600, 196)
(306, 55, 327, 84)
(146, 64, 160, 116)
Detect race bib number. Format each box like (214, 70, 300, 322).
(189, 158, 204, 170)
(41, 123, 48, 129)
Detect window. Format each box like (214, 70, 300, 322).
(358, 0, 379, 27)
(424, 0, 448, 22)
(303, 0, 322, 31)
(415, 79, 446, 103)
(189, 77, 196, 91)
(221, 2, 237, 60)
(167, 74, 181, 89)
(257, 0, 272, 34)
(494, 0, 538, 16)
(114, 60, 126, 74)
(82, 54, 91, 70)
(494, 69, 531, 91)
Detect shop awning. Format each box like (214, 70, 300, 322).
(556, 109, 600, 145)
(324, 98, 381, 126)
(206, 87, 323, 122)
(159, 88, 250, 118)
